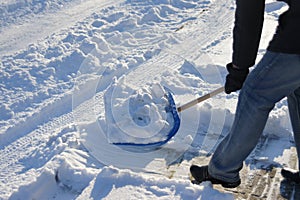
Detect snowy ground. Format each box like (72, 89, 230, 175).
(0, 0, 296, 199)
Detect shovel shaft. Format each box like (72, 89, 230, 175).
(177, 86, 224, 112)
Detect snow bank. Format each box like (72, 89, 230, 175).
(9, 148, 100, 200)
(77, 166, 234, 200)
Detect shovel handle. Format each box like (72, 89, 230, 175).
(177, 86, 224, 112)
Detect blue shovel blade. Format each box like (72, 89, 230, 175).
(112, 91, 180, 152)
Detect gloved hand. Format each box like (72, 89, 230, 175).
(225, 63, 249, 94)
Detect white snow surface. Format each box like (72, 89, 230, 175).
(104, 80, 174, 144)
(0, 0, 293, 199)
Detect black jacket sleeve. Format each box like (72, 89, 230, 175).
(232, 0, 265, 69)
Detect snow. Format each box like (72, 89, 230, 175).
(0, 0, 293, 199)
(104, 80, 174, 144)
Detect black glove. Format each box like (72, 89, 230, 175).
(225, 63, 249, 94)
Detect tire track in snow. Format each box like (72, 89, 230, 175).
(0, 0, 236, 198)
(0, 0, 124, 56)
(0, 92, 73, 148)
(0, 0, 129, 147)
(0, 0, 227, 148)
(122, 0, 235, 86)
(0, 79, 103, 199)
(0, 107, 75, 198)
(171, 0, 235, 60)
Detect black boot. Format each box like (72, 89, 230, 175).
(281, 168, 300, 184)
(190, 165, 241, 188)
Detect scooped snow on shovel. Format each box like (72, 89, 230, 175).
(104, 76, 224, 150)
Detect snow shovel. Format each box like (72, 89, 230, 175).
(115, 86, 225, 151)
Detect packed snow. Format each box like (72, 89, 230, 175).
(0, 0, 294, 199)
(104, 80, 175, 145)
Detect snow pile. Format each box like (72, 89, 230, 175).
(9, 149, 100, 200)
(77, 166, 234, 200)
(104, 77, 175, 145)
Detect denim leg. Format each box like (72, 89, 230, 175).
(208, 52, 300, 182)
(287, 88, 300, 168)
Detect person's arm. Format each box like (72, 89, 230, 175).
(232, 0, 266, 69)
(225, 0, 266, 94)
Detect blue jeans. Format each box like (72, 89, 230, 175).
(208, 51, 300, 182)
